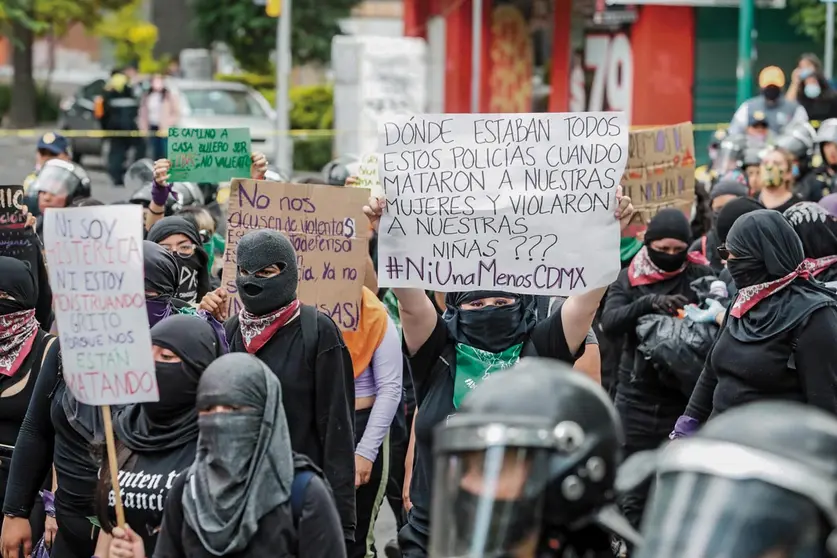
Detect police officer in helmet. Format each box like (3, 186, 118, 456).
(30, 158, 92, 236)
(430, 358, 640, 558)
(801, 118, 837, 202)
(627, 401, 837, 558)
(322, 154, 361, 186)
(774, 122, 818, 200)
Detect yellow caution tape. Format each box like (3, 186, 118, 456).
(0, 121, 823, 138)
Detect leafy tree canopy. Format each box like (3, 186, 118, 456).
(191, 0, 362, 74)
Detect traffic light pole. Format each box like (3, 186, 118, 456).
(736, 0, 755, 106)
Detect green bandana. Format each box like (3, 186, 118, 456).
(620, 237, 642, 262)
(382, 289, 402, 336)
(453, 343, 522, 408)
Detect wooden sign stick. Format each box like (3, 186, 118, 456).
(101, 405, 126, 527)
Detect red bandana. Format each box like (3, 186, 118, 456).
(729, 257, 836, 318)
(239, 299, 301, 354)
(0, 309, 38, 376)
(628, 246, 709, 287)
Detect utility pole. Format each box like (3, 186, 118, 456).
(736, 0, 755, 106)
(826, 0, 835, 80)
(262, 0, 292, 172)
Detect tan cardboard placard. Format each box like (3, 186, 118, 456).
(222, 179, 371, 330)
(622, 122, 696, 228)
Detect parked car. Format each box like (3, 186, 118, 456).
(57, 78, 278, 165)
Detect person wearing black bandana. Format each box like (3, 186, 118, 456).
(0, 258, 55, 551)
(361, 190, 636, 558)
(784, 202, 837, 286)
(713, 197, 765, 295)
(683, 210, 837, 433)
(146, 216, 210, 305)
(600, 208, 713, 528)
(689, 179, 749, 273)
(198, 229, 356, 542)
(92, 315, 223, 557)
(137, 353, 345, 558)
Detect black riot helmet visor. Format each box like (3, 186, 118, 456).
(430, 415, 554, 558)
(635, 438, 834, 558)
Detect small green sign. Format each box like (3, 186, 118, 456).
(167, 127, 252, 183)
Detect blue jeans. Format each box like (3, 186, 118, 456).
(149, 126, 167, 161)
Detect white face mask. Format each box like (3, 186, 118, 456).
(804, 82, 822, 98)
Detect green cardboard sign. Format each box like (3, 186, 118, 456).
(167, 127, 252, 182)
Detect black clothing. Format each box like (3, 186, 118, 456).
(725, 210, 837, 342)
(759, 193, 802, 214)
(601, 263, 712, 526)
(797, 89, 837, 124)
(3, 341, 101, 558)
(104, 441, 197, 556)
(540, 524, 615, 558)
(402, 312, 580, 544)
(349, 407, 388, 558)
(101, 80, 140, 132)
(235, 230, 298, 316)
(689, 230, 723, 273)
(146, 217, 210, 304)
(443, 291, 538, 354)
(784, 201, 837, 259)
(225, 307, 356, 540)
(153, 459, 345, 558)
(687, 306, 837, 420)
(716, 197, 765, 244)
(796, 166, 836, 202)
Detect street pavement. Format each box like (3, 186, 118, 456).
(1, 133, 402, 551)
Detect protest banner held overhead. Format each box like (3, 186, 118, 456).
(0, 184, 39, 270)
(42, 205, 158, 406)
(622, 122, 696, 234)
(376, 112, 629, 296)
(222, 179, 371, 330)
(167, 127, 252, 183)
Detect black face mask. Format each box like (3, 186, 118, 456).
(456, 302, 525, 353)
(648, 248, 688, 273)
(453, 489, 539, 554)
(762, 85, 781, 102)
(236, 270, 297, 316)
(0, 299, 25, 316)
(726, 257, 769, 289)
(175, 257, 203, 303)
(144, 362, 198, 422)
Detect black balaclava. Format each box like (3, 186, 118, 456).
(0, 257, 38, 316)
(709, 180, 750, 226)
(143, 241, 179, 327)
(443, 291, 538, 353)
(784, 202, 837, 259)
(114, 315, 222, 452)
(726, 210, 837, 341)
(183, 353, 294, 555)
(716, 197, 765, 245)
(235, 230, 299, 316)
(147, 216, 210, 304)
(644, 209, 693, 272)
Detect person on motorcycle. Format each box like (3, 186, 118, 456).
(29, 159, 92, 236)
(798, 118, 837, 203)
(728, 66, 809, 136)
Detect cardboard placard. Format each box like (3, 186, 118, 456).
(222, 180, 371, 330)
(167, 127, 252, 183)
(622, 122, 696, 230)
(0, 185, 39, 267)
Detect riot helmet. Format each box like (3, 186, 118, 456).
(30, 158, 91, 207)
(170, 181, 204, 211)
(708, 128, 729, 162)
(430, 358, 639, 558)
(322, 154, 360, 186)
(264, 164, 290, 182)
(776, 122, 816, 164)
(124, 158, 155, 191)
(817, 118, 837, 146)
(711, 134, 747, 175)
(629, 401, 837, 558)
(742, 145, 764, 169)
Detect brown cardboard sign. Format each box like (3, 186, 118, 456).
(622, 122, 696, 230)
(222, 179, 371, 330)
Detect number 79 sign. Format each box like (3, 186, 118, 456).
(584, 33, 633, 122)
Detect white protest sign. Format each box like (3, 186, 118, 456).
(354, 153, 384, 198)
(43, 205, 158, 406)
(377, 112, 629, 295)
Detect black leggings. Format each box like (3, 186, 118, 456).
(349, 407, 390, 558)
(53, 509, 98, 558)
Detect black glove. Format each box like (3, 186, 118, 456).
(649, 294, 690, 316)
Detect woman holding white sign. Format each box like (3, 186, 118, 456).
(362, 189, 636, 558)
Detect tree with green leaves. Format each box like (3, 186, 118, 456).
(191, 0, 362, 75)
(0, 0, 135, 127)
(791, 0, 832, 44)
